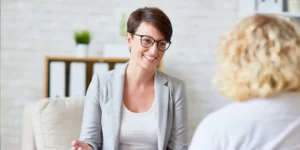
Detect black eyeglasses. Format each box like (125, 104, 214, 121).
(130, 33, 171, 51)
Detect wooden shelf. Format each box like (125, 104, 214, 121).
(45, 56, 130, 63)
(44, 56, 164, 97)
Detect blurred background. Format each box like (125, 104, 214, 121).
(1, 0, 300, 150)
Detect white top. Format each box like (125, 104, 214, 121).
(189, 92, 300, 150)
(119, 100, 158, 150)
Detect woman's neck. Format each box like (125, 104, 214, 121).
(125, 61, 155, 88)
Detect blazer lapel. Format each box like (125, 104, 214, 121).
(155, 70, 169, 150)
(108, 64, 127, 150)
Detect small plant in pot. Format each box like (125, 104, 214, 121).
(74, 30, 91, 57)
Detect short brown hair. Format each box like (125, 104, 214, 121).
(127, 7, 173, 42)
(214, 14, 300, 101)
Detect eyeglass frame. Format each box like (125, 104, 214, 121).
(129, 33, 172, 51)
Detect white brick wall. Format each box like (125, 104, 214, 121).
(1, 0, 238, 149)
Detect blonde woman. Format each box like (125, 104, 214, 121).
(189, 14, 300, 150)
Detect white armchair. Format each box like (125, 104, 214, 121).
(22, 97, 84, 150)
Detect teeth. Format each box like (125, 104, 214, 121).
(144, 55, 156, 60)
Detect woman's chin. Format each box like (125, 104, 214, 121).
(140, 63, 156, 71)
(140, 59, 157, 70)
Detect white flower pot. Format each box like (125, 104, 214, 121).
(76, 44, 88, 57)
(288, 0, 300, 13)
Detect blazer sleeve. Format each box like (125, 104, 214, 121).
(79, 74, 102, 150)
(167, 81, 189, 150)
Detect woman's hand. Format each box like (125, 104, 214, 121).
(70, 140, 93, 150)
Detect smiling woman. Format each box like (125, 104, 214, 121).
(126, 7, 172, 71)
(127, 22, 170, 70)
(71, 7, 188, 150)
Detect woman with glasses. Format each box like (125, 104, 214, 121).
(189, 14, 300, 150)
(71, 7, 188, 150)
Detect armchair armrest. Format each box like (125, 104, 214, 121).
(22, 103, 36, 150)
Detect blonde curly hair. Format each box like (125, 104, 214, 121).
(214, 14, 300, 101)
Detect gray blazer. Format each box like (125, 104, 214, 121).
(79, 64, 188, 150)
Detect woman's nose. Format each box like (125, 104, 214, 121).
(148, 42, 159, 55)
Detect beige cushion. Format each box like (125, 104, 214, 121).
(32, 97, 84, 150)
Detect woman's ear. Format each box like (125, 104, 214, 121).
(126, 33, 133, 47)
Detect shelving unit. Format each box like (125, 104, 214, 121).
(239, 0, 300, 19)
(238, 0, 300, 32)
(44, 56, 164, 98)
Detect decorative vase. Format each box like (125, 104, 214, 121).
(76, 44, 88, 57)
(288, 0, 300, 13)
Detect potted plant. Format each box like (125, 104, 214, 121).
(74, 30, 91, 57)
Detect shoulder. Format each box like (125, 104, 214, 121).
(91, 70, 116, 87)
(190, 104, 239, 149)
(195, 101, 265, 139)
(156, 69, 185, 88)
(198, 102, 246, 128)
(155, 70, 187, 106)
(189, 107, 230, 150)
(94, 70, 114, 80)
